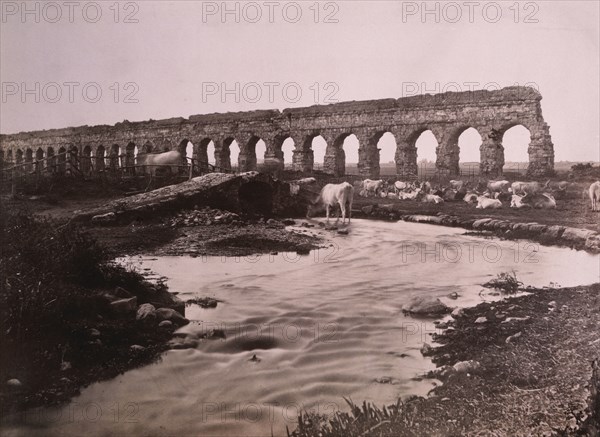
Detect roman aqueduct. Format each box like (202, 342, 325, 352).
(0, 86, 554, 179)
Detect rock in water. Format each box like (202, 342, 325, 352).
(6, 379, 21, 387)
(402, 296, 451, 316)
(155, 308, 189, 326)
(136, 303, 157, 320)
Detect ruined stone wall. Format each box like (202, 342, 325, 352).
(0, 86, 554, 178)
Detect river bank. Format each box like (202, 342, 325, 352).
(292, 283, 600, 436)
(1, 178, 599, 435)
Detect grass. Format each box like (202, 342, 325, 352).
(0, 207, 173, 412)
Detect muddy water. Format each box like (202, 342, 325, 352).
(5, 220, 599, 437)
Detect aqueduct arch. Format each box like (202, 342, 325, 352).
(0, 87, 554, 178)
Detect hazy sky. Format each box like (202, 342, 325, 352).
(1, 0, 598, 164)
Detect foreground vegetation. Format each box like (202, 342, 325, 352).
(0, 208, 175, 414)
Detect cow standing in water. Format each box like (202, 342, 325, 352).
(306, 182, 354, 224)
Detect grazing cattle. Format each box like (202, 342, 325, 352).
(398, 190, 420, 200)
(510, 194, 532, 209)
(522, 193, 557, 209)
(416, 190, 444, 204)
(464, 192, 479, 204)
(306, 182, 354, 223)
(443, 188, 459, 201)
(486, 180, 511, 194)
(589, 181, 600, 211)
(137, 151, 183, 176)
(362, 179, 384, 197)
(476, 196, 502, 209)
(394, 181, 412, 193)
(511, 180, 550, 195)
(289, 177, 317, 195)
(449, 180, 468, 191)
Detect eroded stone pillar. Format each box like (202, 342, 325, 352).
(527, 122, 554, 177)
(356, 132, 380, 178)
(479, 128, 504, 178)
(395, 141, 418, 178)
(214, 139, 231, 172)
(435, 129, 460, 177)
(292, 149, 314, 173)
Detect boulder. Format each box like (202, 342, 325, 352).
(155, 308, 189, 326)
(453, 360, 480, 373)
(562, 227, 595, 245)
(110, 297, 138, 315)
(402, 296, 451, 316)
(474, 317, 488, 324)
(451, 307, 464, 318)
(585, 234, 600, 252)
(136, 303, 157, 320)
(542, 225, 565, 240)
(6, 379, 21, 387)
(472, 218, 493, 229)
(158, 320, 173, 328)
(130, 345, 145, 352)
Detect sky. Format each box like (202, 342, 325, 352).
(1, 0, 599, 165)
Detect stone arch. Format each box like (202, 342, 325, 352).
(95, 146, 106, 171)
(240, 135, 267, 172)
(82, 146, 92, 174)
(178, 139, 194, 163)
(15, 149, 23, 165)
(142, 142, 154, 154)
(5, 149, 13, 165)
(447, 126, 483, 178)
(125, 142, 136, 170)
(375, 132, 398, 177)
(324, 133, 357, 176)
(280, 137, 295, 169)
(216, 137, 240, 172)
(409, 128, 440, 178)
(499, 124, 532, 176)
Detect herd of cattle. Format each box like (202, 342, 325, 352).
(356, 178, 600, 211)
(302, 177, 600, 224)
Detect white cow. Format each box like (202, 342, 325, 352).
(588, 181, 600, 211)
(464, 192, 479, 204)
(476, 196, 502, 209)
(398, 189, 420, 200)
(137, 151, 183, 176)
(486, 180, 511, 194)
(306, 182, 354, 223)
(362, 179, 384, 197)
(416, 190, 444, 204)
(511, 180, 550, 196)
(394, 181, 414, 193)
(510, 194, 532, 209)
(522, 193, 557, 209)
(449, 180, 468, 191)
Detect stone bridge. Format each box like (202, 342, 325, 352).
(0, 86, 554, 178)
